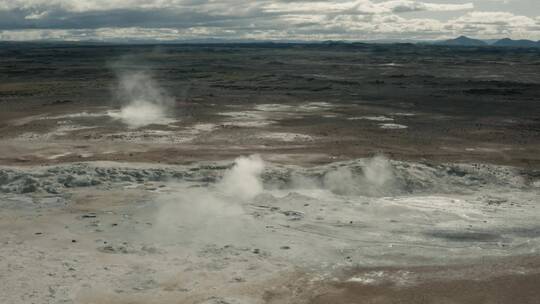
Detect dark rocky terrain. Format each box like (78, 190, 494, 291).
(1, 42, 540, 167)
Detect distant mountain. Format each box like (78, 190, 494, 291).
(439, 36, 488, 46)
(492, 38, 540, 48)
(483, 39, 501, 45)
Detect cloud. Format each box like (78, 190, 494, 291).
(447, 11, 540, 38)
(24, 10, 49, 20)
(262, 0, 473, 15)
(0, 0, 538, 41)
(386, 1, 474, 13)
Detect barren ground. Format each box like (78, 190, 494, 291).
(0, 43, 539, 304)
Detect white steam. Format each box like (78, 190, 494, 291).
(219, 154, 265, 200)
(109, 101, 167, 128)
(289, 155, 396, 196)
(324, 155, 395, 196)
(323, 166, 357, 195)
(362, 155, 395, 187)
(151, 155, 265, 244)
(108, 71, 174, 128)
(151, 155, 396, 246)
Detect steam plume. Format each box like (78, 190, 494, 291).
(219, 155, 265, 200)
(108, 71, 174, 128)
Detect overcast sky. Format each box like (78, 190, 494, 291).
(0, 0, 539, 41)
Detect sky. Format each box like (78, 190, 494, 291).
(0, 0, 539, 42)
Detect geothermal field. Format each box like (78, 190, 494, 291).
(1, 43, 540, 303)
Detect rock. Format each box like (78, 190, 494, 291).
(45, 186, 60, 194)
(0, 175, 38, 193)
(203, 297, 234, 304)
(20, 182, 38, 193)
(98, 243, 132, 254)
(0, 171, 10, 185)
(281, 210, 304, 221)
(61, 175, 101, 188)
